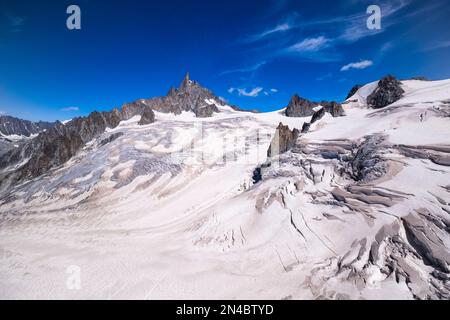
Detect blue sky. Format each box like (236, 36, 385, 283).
(0, 0, 449, 121)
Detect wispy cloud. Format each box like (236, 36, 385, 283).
(316, 73, 332, 81)
(259, 23, 290, 38)
(220, 61, 267, 75)
(245, 13, 299, 43)
(9, 16, 26, 27)
(60, 106, 79, 112)
(263, 88, 279, 96)
(245, 0, 414, 64)
(0, 110, 6, 115)
(340, 60, 373, 71)
(288, 36, 331, 53)
(421, 40, 450, 52)
(5, 15, 27, 32)
(228, 87, 263, 97)
(307, 0, 411, 43)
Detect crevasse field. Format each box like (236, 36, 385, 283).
(1, 79, 450, 299)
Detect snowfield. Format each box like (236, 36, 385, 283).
(1, 79, 450, 299)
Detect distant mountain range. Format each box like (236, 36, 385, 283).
(0, 115, 56, 138)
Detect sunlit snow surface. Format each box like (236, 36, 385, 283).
(1, 80, 450, 299)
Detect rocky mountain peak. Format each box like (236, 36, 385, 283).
(167, 86, 177, 97)
(145, 73, 221, 118)
(367, 75, 405, 109)
(285, 94, 318, 117)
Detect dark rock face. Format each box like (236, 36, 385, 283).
(267, 123, 300, 157)
(322, 101, 346, 117)
(345, 85, 363, 100)
(138, 108, 156, 125)
(194, 104, 219, 118)
(99, 132, 124, 147)
(301, 107, 328, 134)
(142, 73, 222, 118)
(301, 102, 345, 134)
(252, 167, 262, 184)
(229, 105, 260, 113)
(367, 75, 405, 109)
(0, 115, 56, 137)
(252, 161, 272, 184)
(301, 122, 311, 134)
(285, 95, 317, 117)
(409, 76, 430, 81)
(310, 107, 327, 124)
(0, 140, 16, 158)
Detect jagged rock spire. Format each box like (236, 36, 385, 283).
(285, 94, 317, 117)
(167, 86, 177, 97)
(180, 72, 190, 89)
(345, 84, 363, 100)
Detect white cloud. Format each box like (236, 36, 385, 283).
(289, 36, 331, 52)
(229, 87, 263, 97)
(221, 61, 266, 75)
(270, 88, 278, 93)
(340, 60, 373, 71)
(238, 87, 263, 97)
(60, 106, 79, 112)
(0, 110, 6, 115)
(250, 23, 291, 42)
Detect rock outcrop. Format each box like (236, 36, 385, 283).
(322, 101, 346, 117)
(310, 107, 326, 124)
(409, 76, 430, 81)
(345, 84, 363, 100)
(300, 108, 325, 134)
(367, 75, 405, 109)
(301, 102, 345, 134)
(194, 103, 219, 118)
(301, 122, 311, 134)
(99, 132, 124, 147)
(138, 108, 156, 125)
(229, 105, 260, 113)
(267, 123, 300, 157)
(285, 95, 317, 117)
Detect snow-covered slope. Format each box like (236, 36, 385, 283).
(0, 79, 449, 299)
